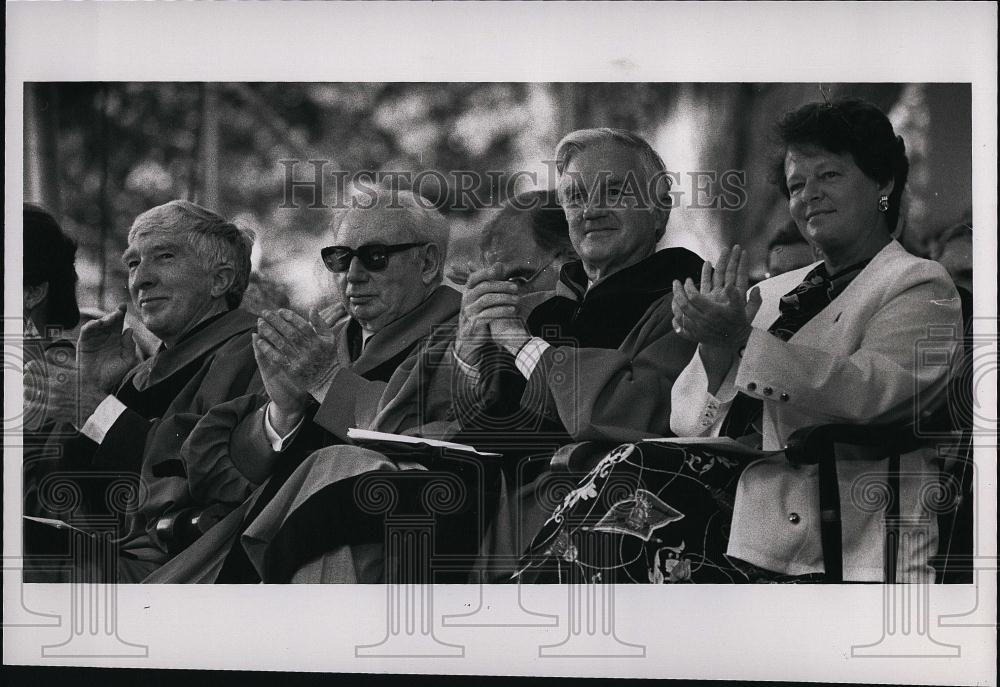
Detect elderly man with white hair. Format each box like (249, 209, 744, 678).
(26, 200, 259, 582)
(147, 188, 467, 583)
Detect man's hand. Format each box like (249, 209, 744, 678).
(252, 331, 310, 437)
(455, 263, 521, 365)
(444, 262, 472, 287)
(488, 315, 530, 357)
(77, 304, 140, 420)
(256, 308, 340, 398)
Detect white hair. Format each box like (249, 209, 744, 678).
(554, 128, 673, 239)
(331, 188, 450, 283)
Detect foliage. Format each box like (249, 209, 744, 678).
(28, 82, 971, 313)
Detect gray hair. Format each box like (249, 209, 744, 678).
(555, 128, 673, 238)
(128, 200, 255, 309)
(332, 188, 450, 284)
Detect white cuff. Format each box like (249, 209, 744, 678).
(514, 337, 551, 379)
(308, 375, 335, 404)
(670, 347, 740, 437)
(453, 349, 481, 384)
(79, 395, 128, 444)
(263, 402, 306, 452)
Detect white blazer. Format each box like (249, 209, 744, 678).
(671, 240, 963, 581)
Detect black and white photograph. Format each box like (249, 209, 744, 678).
(4, 2, 997, 684)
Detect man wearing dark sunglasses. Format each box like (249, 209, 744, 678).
(146, 188, 468, 583)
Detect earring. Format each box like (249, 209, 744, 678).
(878, 195, 889, 213)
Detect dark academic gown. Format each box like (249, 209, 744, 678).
(25, 309, 258, 583)
(145, 285, 465, 583)
(453, 248, 704, 580)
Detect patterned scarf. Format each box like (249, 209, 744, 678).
(720, 259, 871, 438)
(768, 260, 870, 341)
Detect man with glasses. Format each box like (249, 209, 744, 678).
(146, 188, 466, 583)
(448, 189, 577, 297)
(452, 128, 705, 580)
(257, 190, 455, 442)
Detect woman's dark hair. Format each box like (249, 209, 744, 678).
(23, 203, 81, 330)
(481, 189, 576, 258)
(771, 97, 910, 233)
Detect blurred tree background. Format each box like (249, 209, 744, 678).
(23, 82, 972, 317)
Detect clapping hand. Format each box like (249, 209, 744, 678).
(76, 304, 140, 419)
(455, 263, 528, 362)
(255, 308, 337, 401)
(252, 332, 308, 437)
(672, 245, 762, 352)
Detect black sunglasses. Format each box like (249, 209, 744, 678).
(320, 242, 427, 272)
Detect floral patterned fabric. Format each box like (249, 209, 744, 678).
(513, 441, 751, 583)
(511, 262, 881, 584)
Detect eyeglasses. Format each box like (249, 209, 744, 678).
(505, 260, 554, 287)
(320, 242, 427, 273)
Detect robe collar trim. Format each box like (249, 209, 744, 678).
(342, 285, 461, 375)
(129, 308, 257, 391)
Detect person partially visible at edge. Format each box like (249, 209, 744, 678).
(452, 128, 704, 580)
(144, 188, 470, 584)
(668, 98, 962, 581)
(763, 218, 816, 281)
(25, 200, 258, 583)
(22, 203, 81, 520)
(928, 218, 972, 318)
(448, 188, 578, 297)
(23, 203, 81, 344)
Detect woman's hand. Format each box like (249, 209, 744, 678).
(672, 245, 762, 394)
(672, 245, 762, 352)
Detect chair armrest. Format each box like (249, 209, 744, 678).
(155, 503, 229, 554)
(784, 423, 923, 466)
(550, 441, 621, 472)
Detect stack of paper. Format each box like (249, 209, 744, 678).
(346, 428, 501, 457)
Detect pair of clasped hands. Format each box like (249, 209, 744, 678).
(453, 262, 533, 366)
(671, 245, 763, 376)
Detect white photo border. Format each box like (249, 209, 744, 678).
(4, 2, 997, 684)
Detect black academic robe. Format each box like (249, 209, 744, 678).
(25, 309, 259, 583)
(144, 286, 464, 583)
(453, 247, 705, 581)
(456, 247, 704, 456)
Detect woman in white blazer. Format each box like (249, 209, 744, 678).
(516, 98, 963, 584)
(669, 98, 963, 581)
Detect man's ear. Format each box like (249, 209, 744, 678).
(420, 243, 442, 286)
(24, 282, 49, 312)
(650, 173, 673, 243)
(210, 265, 236, 301)
(652, 206, 670, 243)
